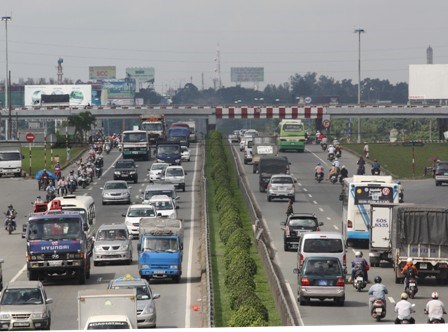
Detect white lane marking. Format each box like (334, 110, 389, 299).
(303, 188, 308, 192)
(319, 207, 324, 212)
(297, 182, 302, 186)
(286, 282, 304, 326)
(389, 297, 395, 304)
(333, 225, 339, 230)
(313, 200, 318, 205)
(185, 145, 199, 328)
(326, 217, 332, 220)
(307, 194, 312, 198)
(10, 265, 27, 283)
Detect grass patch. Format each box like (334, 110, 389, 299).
(346, 143, 447, 179)
(206, 137, 282, 327)
(21, 146, 85, 176)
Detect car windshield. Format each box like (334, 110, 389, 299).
(110, 285, 151, 300)
(116, 161, 134, 168)
(151, 164, 167, 171)
(105, 182, 128, 190)
(271, 177, 293, 184)
(1, 288, 43, 305)
(166, 168, 183, 176)
(96, 229, 128, 241)
(127, 208, 156, 217)
(288, 218, 317, 229)
(303, 259, 341, 276)
(303, 239, 343, 253)
(150, 200, 173, 210)
(144, 190, 174, 200)
(158, 146, 179, 154)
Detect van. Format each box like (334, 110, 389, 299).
(297, 232, 347, 272)
(141, 184, 179, 206)
(0, 149, 24, 177)
(55, 195, 96, 235)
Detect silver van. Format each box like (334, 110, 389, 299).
(141, 184, 179, 206)
(297, 232, 347, 273)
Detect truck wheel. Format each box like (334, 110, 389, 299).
(134, 177, 138, 184)
(284, 241, 288, 251)
(267, 196, 272, 202)
(78, 269, 87, 284)
(173, 275, 181, 283)
(28, 270, 38, 281)
(182, 186, 186, 192)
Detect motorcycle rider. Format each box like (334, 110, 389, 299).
(425, 291, 446, 323)
(86, 163, 94, 181)
(45, 180, 57, 202)
(332, 158, 341, 172)
(368, 276, 388, 311)
(335, 144, 342, 157)
(327, 144, 336, 159)
(401, 257, 418, 291)
(371, 159, 381, 175)
(56, 176, 68, 197)
(394, 292, 415, 324)
(314, 163, 324, 180)
(328, 165, 338, 181)
(350, 251, 369, 283)
(4, 204, 17, 230)
(339, 165, 349, 183)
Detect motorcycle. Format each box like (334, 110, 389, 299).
(95, 166, 102, 178)
(352, 269, 367, 292)
(371, 298, 387, 321)
(315, 172, 324, 183)
(405, 277, 418, 299)
(330, 173, 339, 184)
(371, 168, 381, 175)
(397, 304, 416, 324)
(46, 190, 56, 203)
(425, 309, 446, 324)
(327, 153, 335, 161)
(321, 143, 327, 151)
(105, 143, 111, 154)
(58, 185, 67, 197)
(78, 174, 90, 189)
(68, 179, 77, 194)
(4, 215, 15, 235)
(38, 178, 49, 191)
(335, 150, 342, 158)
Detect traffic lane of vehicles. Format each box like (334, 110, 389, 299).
(234, 143, 448, 325)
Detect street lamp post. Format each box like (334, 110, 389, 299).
(354, 28, 365, 143)
(2, 16, 11, 140)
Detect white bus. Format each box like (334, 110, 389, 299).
(55, 195, 96, 235)
(341, 175, 400, 247)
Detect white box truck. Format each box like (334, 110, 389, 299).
(0, 143, 24, 177)
(78, 289, 137, 330)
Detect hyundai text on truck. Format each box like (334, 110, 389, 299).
(140, 115, 167, 145)
(121, 130, 150, 161)
(77, 289, 137, 330)
(137, 218, 183, 283)
(391, 204, 448, 284)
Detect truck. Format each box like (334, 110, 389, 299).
(121, 129, 150, 161)
(391, 204, 448, 284)
(0, 143, 24, 178)
(155, 142, 181, 165)
(140, 115, 167, 145)
(251, 136, 278, 173)
(172, 121, 197, 143)
(167, 127, 190, 147)
(78, 289, 137, 330)
(258, 156, 290, 192)
(23, 208, 93, 284)
(137, 218, 183, 283)
(139, 217, 184, 244)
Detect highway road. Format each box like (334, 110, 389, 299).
(0, 144, 206, 329)
(233, 141, 448, 325)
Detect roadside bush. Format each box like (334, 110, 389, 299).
(224, 247, 250, 269)
(219, 222, 242, 245)
(226, 252, 257, 276)
(225, 231, 251, 256)
(218, 208, 241, 225)
(230, 291, 269, 321)
(228, 305, 268, 327)
(224, 267, 253, 289)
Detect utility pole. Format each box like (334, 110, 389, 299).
(2, 16, 11, 140)
(354, 28, 365, 143)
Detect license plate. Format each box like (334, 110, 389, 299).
(317, 280, 328, 286)
(356, 276, 364, 282)
(409, 282, 416, 287)
(132, 151, 139, 154)
(154, 270, 165, 274)
(375, 308, 383, 314)
(49, 260, 62, 267)
(14, 322, 30, 327)
(420, 263, 427, 269)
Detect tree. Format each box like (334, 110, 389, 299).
(68, 111, 96, 143)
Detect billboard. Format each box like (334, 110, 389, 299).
(231, 67, 264, 82)
(409, 64, 448, 100)
(126, 67, 155, 92)
(89, 66, 116, 80)
(102, 79, 135, 99)
(24, 85, 92, 106)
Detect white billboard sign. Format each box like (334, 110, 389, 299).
(409, 64, 448, 100)
(231, 67, 264, 82)
(24, 85, 92, 106)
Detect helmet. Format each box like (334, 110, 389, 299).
(355, 251, 362, 258)
(401, 293, 408, 300)
(407, 257, 413, 263)
(335, 158, 339, 161)
(70, 170, 74, 174)
(432, 291, 439, 299)
(8, 204, 13, 208)
(342, 165, 346, 169)
(317, 163, 321, 166)
(374, 276, 382, 283)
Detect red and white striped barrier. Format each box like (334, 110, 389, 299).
(214, 106, 325, 119)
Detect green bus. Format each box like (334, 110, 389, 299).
(277, 119, 307, 152)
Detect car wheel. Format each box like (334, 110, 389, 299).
(78, 268, 87, 285)
(267, 195, 271, 202)
(436, 181, 441, 186)
(134, 177, 138, 184)
(173, 275, 181, 283)
(291, 196, 296, 202)
(94, 261, 99, 266)
(183, 186, 186, 192)
(299, 295, 307, 306)
(102, 201, 106, 205)
(336, 297, 345, 306)
(284, 241, 288, 251)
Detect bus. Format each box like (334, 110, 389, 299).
(340, 175, 400, 247)
(277, 119, 307, 152)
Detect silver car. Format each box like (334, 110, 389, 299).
(148, 162, 169, 183)
(101, 180, 132, 205)
(93, 224, 133, 266)
(267, 174, 297, 202)
(0, 281, 52, 330)
(108, 274, 160, 328)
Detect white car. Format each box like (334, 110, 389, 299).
(181, 146, 191, 162)
(148, 162, 169, 183)
(122, 204, 159, 238)
(163, 165, 186, 192)
(148, 195, 177, 219)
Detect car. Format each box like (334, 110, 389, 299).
(108, 274, 160, 329)
(228, 130, 240, 143)
(294, 256, 345, 306)
(434, 161, 448, 186)
(281, 213, 323, 251)
(163, 165, 186, 192)
(93, 224, 133, 266)
(239, 137, 246, 151)
(267, 174, 297, 202)
(141, 184, 179, 207)
(122, 204, 158, 238)
(113, 159, 138, 183)
(101, 180, 132, 205)
(148, 195, 177, 219)
(148, 162, 169, 183)
(0, 280, 53, 330)
(244, 146, 253, 164)
(180, 146, 191, 162)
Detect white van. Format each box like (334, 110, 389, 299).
(0, 149, 24, 177)
(55, 195, 96, 235)
(297, 232, 347, 272)
(141, 184, 178, 206)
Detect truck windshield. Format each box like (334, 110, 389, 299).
(28, 218, 81, 240)
(122, 132, 147, 142)
(0, 152, 21, 161)
(142, 122, 163, 131)
(143, 238, 178, 252)
(157, 146, 179, 154)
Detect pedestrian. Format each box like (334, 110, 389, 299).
(363, 143, 369, 159)
(285, 199, 294, 221)
(66, 145, 71, 161)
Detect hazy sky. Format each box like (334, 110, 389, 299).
(1, 0, 447, 93)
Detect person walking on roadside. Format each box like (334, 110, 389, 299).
(285, 199, 294, 221)
(363, 143, 369, 159)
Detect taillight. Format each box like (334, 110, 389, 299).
(267, 184, 272, 189)
(301, 277, 310, 286)
(299, 254, 304, 267)
(336, 277, 345, 286)
(347, 220, 353, 228)
(316, 227, 320, 231)
(299, 139, 306, 142)
(285, 226, 290, 236)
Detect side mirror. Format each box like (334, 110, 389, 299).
(135, 165, 139, 168)
(121, 213, 126, 217)
(46, 298, 53, 304)
(128, 186, 132, 189)
(100, 187, 104, 190)
(280, 221, 286, 226)
(83, 224, 88, 231)
(293, 268, 300, 274)
(153, 293, 161, 300)
(184, 172, 187, 175)
(128, 235, 133, 240)
(176, 206, 179, 210)
(318, 222, 324, 226)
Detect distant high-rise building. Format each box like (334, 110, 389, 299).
(427, 45, 433, 64)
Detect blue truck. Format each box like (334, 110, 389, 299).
(167, 127, 190, 147)
(23, 211, 93, 284)
(137, 220, 183, 283)
(155, 142, 181, 165)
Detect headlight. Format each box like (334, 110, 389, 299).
(130, 171, 136, 174)
(169, 213, 176, 219)
(31, 312, 48, 319)
(94, 246, 105, 252)
(140, 264, 149, 269)
(114, 171, 121, 175)
(0, 313, 11, 319)
(67, 253, 82, 259)
(121, 244, 129, 250)
(170, 265, 179, 269)
(30, 254, 45, 261)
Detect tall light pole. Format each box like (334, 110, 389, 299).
(2, 16, 11, 140)
(354, 28, 365, 143)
